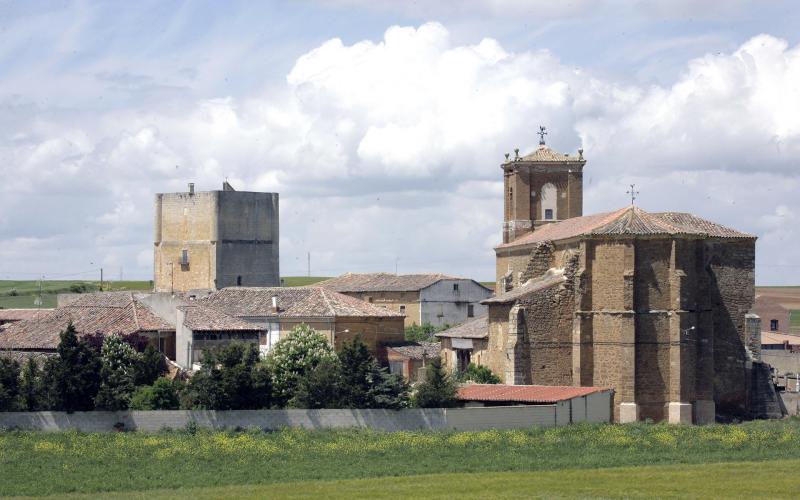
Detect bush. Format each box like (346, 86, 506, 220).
(135, 344, 166, 386)
(0, 358, 21, 411)
(265, 324, 337, 407)
(68, 283, 96, 294)
(130, 377, 181, 410)
(95, 335, 141, 410)
(413, 357, 459, 408)
(289, 357, 343, 409)
(458, 363, 501, 384)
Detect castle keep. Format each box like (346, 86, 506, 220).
(153, 182, 279, 292)
(445, 135, 761, 423)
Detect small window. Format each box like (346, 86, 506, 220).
(399, 305, 406, 314)
(180, 249, 189, 265)
(366, 296, 373, 303)
(468, 304, 474, 318)
(453, 283, 459, 292)
(770, 319, 779, 331)
(236, 276, 242, 286)
(544, 209, 554, 220)
(509, 187, 513, 199)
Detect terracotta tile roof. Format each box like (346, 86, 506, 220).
(383, 341, 441, 360)
(458, 384, 610, 403)
(199, 287, 405, 319)
(178, 304, 263, 331)
(0, 292, 173, 350)
(482, 272, 565, 304)
(509, 145, 584, 163)
(497, 206, 755, 249)
(761, 331, 800, 346)
(436, 315, 488, 339)
(0, 309, 53, 323)
(318, 273, 463, 292)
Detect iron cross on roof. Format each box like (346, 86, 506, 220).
(626, 184, 640, 205)
(537, 126, 547, 145)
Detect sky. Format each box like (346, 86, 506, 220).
(1, 0, 799, 284)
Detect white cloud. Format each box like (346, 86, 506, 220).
(1, 21, 800, 284)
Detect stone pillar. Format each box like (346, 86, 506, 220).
(745, 313, 762, 362)
(694, 400, 716, 425)
(618, 242, 638, 422)
(504, 304, 526, 385)
(668, 402, 693, 424)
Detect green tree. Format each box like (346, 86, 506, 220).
(337, 337, 410, 409)
(0, 358, 21, 411)
(130, 377, 181, 410)
(289, 357, 343, 409)
(18, 358, 44, 411)
(265, 324, 337, 407)
(134, 344, 166, 386)
(182, 343, 272, 410)
(413, 357, 459, 408)
(49, 323, 101, 412)
(458, 363, 501, 384)
(95, 335, 141, 410)
(404, 322, 451, 342)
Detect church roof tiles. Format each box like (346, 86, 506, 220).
(516, 145, 584, 163)
(497, 206, 754, 249)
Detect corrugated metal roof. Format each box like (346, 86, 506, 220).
(435, 315, 488, 339)
(458, 384, 610, 403)
(318, 273, 462, 292)
(199, 286, 405, 319)
(497, 206, 755, 249)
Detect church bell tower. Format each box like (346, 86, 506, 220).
(502, 127, 587, 244)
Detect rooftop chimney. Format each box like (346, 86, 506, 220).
(271, 295, 278, 314)
(188, 182, 195, 195)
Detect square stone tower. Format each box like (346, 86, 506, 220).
(502, 133, 586, 244)
(153, 182, 279, 292)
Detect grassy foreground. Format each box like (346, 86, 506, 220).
(54, 460, 800, 499)
(1, 419, 800, 497)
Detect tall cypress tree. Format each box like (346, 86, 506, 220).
(51, 323, 101, 412)
(413, 357, 458, 408)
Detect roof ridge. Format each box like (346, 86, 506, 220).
(319, 288, 336, 317)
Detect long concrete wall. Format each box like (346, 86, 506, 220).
(0, 401, 610, 433)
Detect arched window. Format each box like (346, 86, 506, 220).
(541, 183, 557, 220)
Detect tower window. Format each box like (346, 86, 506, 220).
(180, 249, 189, 265)
(237, 276, 242, 286)
(509, 187, 513, 199)
(453, 283, 459, 292)
(770, 319, 779, 331)
(468, 304, 474, 317)
(545, 209, 554, 220)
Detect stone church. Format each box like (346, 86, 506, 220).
(462, 133, 763, 423)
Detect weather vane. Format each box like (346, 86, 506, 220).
(537, 125, 547, 145)
(626, 184, 640, 205)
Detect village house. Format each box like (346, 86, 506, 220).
(379, 341, 440, 382)
(463, 132, 765, 424)
(319, 273, 492, 328)
(753, 295, 796, 335)
(0, 292, 175, 361)
(175, 286, 405, 368)
(436, 315, 488, 372)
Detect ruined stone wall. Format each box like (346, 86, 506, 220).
(485, 304, 512, 378)
(495, 248, 533, 294)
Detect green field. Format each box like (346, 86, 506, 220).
(51, 460, 800, 499)
(1, 419, 799, 497)
(0, 278, 330, 309)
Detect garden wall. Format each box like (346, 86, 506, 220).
(0, 401, 611, 432)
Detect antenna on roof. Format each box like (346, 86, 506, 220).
(538, 125, 548, 145)
(626, 184, 640, 205)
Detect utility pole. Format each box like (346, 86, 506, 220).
(100, 268, 104, 291)
(307, 252, 311, 277)
(395, 257, 398, 275)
